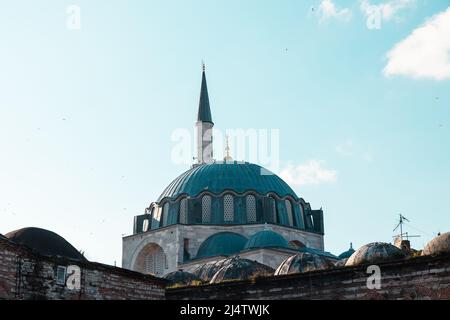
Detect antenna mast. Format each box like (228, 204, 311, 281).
(393, 214, 420, 241)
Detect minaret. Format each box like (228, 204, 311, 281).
(195, 63, 214, 164)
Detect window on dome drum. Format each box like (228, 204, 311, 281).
(142, 219, 149, 232)
(224, 194, 234, 222)
(285, 200, 294, 227)
(150, 206, 161, 229)
(179, 198, 188, 224)
(202, 195, 212, 223)
(162, 203, 169, 226)
(298, 204, 306, 228)
(271, 197, 277, 223)
(246, 195, 256, 223)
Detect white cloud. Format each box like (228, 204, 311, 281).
(383, 7, 450, 80)
(360, 0, 416, 21)
(317, 0, 352, 22)
(336, 140, 354, 156)
(279, 160, 338, 186)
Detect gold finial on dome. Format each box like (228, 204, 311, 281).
(224, 135, 233, 162)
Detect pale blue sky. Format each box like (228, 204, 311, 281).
(1, 0, 449, 264)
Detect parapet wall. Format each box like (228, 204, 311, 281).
(0, 239, 166, 300)
(3, 235, 450, 300)
(167, 253, 450, 300)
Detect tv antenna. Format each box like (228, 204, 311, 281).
(393, 214, 420, 241)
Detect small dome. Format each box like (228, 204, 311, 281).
(423, 232, 450, 256)
(345, 242, 406, 267)
(191, 257, 234, 282)
(163, 270, 201, 286)
(338, 243, 355, 259)
(196, 232, 247, 259)
(5, 227, 87, 261)
(210, 256, 274, 284)
(274, 252, 335, 275)
(244, 230, 289, 250)
(298, 246, 339, 260)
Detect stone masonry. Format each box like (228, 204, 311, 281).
(122, 223, 323, 275)
(167, 253, 450, 300)
(0, 238, 166, 300)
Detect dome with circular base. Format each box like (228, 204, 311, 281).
(244, 230, 289, 250)
(5, 227, 87, 261)
(338, 243, 355, 259)
(158, 161, 298, 202)
(190, 257, 235, 282)
(209, 256, 274, 284)
(423, 232, 450, 256)
(275, 252, 335, 275)
(144, 161, 312, 232)
(196, 232, 247, 259)
(163, 270, 201, 286)
(345, 242, 406, 266)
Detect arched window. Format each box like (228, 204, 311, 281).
(179, 198, 188, 224)
(201, 195, 212, 223)
(298, 203, 305, 228)
(151, 205, 161, 229)
(271, 197, 278, 223)
(162, 202, 169, 226)
(134, 243, 167, 276)
(285, 200, 294, 227)
(246, 195, 256, 222)
(144, 245, 166, 276)
(224, 194, 234, 222)
(142, 219, 149, 232)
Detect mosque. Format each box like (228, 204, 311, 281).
(1, 67, 450, 299)
(121, 67, 337, 277)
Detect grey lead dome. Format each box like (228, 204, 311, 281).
(345, 242, 406, 266)
(423, 232, 450, 256)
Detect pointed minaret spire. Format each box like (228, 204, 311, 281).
(197, 62, 213, 123)
(195, 63, 214, 165)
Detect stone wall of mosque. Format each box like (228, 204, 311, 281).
(122, 223, 323, 275)
(0, 239, 165, 300)
(166, 253, 450, 300)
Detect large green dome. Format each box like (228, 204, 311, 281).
(158, 161, 298, 202)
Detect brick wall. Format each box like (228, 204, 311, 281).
(4, 235, 450, 300)
(0, 239, 166, 300)
(167, 253, 450, 300)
